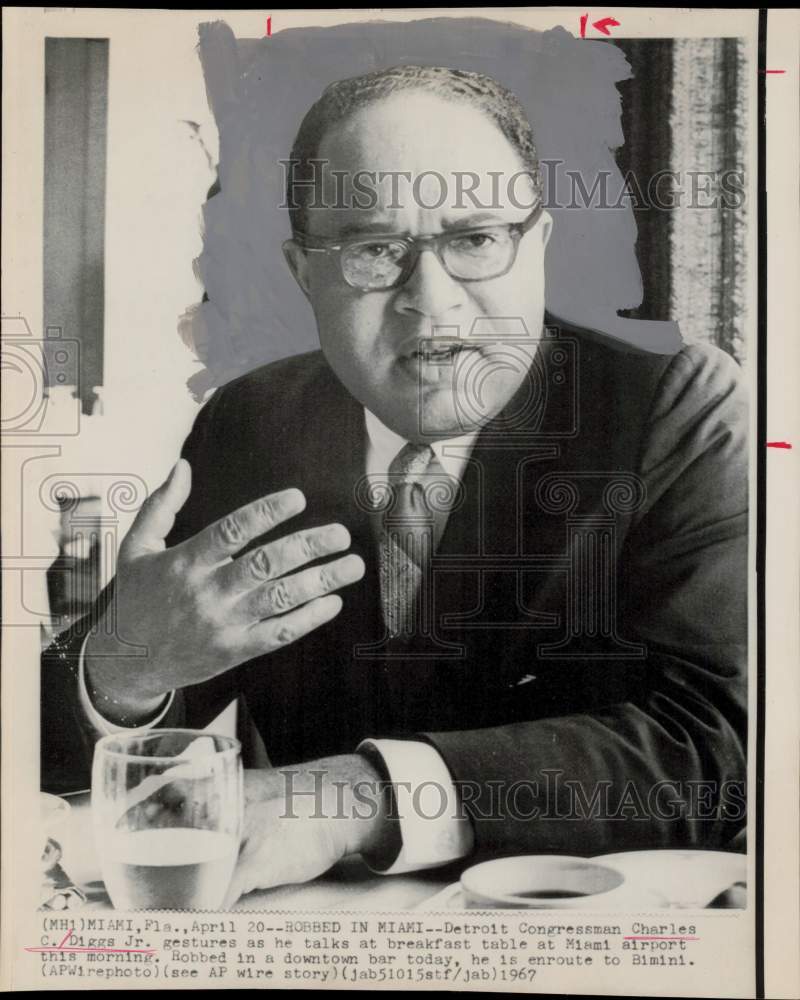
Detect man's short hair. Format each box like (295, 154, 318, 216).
(286, 64, 543, 236)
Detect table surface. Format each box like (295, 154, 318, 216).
(54, 792, 454, 912)
(51, 793, 747, 914)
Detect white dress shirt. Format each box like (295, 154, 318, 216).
(78, 406, 479, 873)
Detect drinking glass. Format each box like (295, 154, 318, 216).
(92, 729, 242, 910)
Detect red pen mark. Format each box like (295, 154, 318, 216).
(580, 14, 621, 37)
(27, 925, 155, 956)
(266, 16, 272, 36)
(25, 946, 157, 954)
(762, 69, 786, 74)
(623, 936, 700, 941)
(766, 441, 792, 449)
(592, 17, 621, 36)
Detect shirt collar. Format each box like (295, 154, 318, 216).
(363, 407, 479, 482)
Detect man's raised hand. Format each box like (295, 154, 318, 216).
(84, 459, 364, 724)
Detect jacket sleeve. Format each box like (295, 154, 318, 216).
(40, 613, 189, 795)
(421, 343, 749, 856)
(40, 389, 227, 794)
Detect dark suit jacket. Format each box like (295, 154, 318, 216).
(41, 317, 749, 857)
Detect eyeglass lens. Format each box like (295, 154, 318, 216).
(341, 226, 517, 289)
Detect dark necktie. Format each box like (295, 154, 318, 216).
(378, 442, 448, 640)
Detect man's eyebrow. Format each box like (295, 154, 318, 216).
(440, 213, 509, 230)
(332, 219, 405, 239)
(329, 213, 514, 240)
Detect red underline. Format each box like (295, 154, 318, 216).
(25, 946, 156, 954)
(766, 441, 793, 449)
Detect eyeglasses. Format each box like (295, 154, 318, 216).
(287, 203, 544, 291)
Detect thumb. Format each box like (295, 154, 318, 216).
(222, 875, 242, 911)
(222, 860, 252, 910)
(125, 458, 192, 556)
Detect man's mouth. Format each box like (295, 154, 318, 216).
(405, 343, 470, 363)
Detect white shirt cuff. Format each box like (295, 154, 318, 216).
(356, 738, 475, 875)
(77, 634, 174, 736)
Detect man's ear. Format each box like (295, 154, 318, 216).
(539, 210, 554, 250)
(282, 239, 312, 299)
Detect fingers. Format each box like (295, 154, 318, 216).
(116, 774, 213, 831)
(239, 593, 344, 659)
(219, 523, 352, 594)
(124, 459, 192, 557)
(192, 488, 307, 566)
(236, 554, 365, 624)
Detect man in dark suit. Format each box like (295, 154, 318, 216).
(41, 66, 747, 902)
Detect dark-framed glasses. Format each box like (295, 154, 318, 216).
(287, 202, 544, 291)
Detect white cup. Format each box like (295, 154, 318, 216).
(460, 855, 626, 909)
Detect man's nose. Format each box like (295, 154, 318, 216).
(393, 247, 465, 319)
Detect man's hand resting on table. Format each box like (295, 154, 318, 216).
(83, 459, 365, 725)
(223, 755, 394, 907)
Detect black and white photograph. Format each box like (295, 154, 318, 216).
(2, 7, 797, 997)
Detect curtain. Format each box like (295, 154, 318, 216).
(669, 38, 749, 364)
(613, 37, 749, 365)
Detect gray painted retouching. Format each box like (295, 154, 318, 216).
(181, 18, 681, 398)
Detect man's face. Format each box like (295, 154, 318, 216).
(285, 92, 552, 441)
